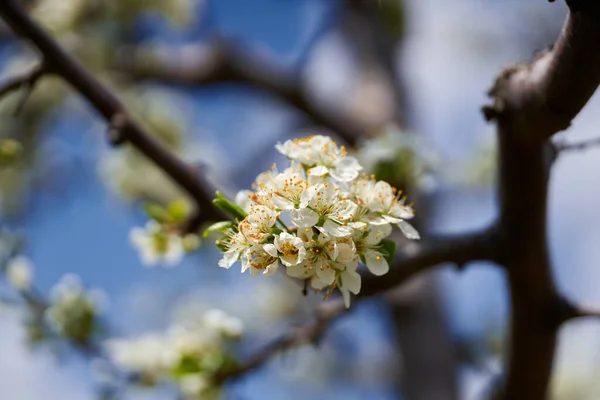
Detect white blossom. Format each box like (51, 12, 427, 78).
(238, 205, 278, 245)
(129, 221, 185, 267)
(203, 309, 244, 338)
(213, 134, 420, 306)
(45, 274, 104, 341)
(354, 224, 393, 276)
(305, 182, 358, 237)
(105, 333, 168, 379)
(218, 230, 251, 269)
(105, 309, 242, 397)
(273, 232, 306, 267)
(5, 256, 33, 290)
(366, 181, 420, 240)
(276, 135, 362, 182)
(241, 244, 279, 277)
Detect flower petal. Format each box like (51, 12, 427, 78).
(315, 262, 336, 285)
(262, 260, 279, 277)
(364, 224, 393, 246)
(320, 220, 353, 237)
(263, 243, 278, 258)
(330, 156, 362, 182)
(286, 263, 312, 279)
(290, 207, 319, 228)
(397, 220, 420, 240)
(364, 249, 389, 276)
(272, 195, 295, 210)
(308, 165, 329, 177)
(340, 268, 361, 294)
(341, 288, 351, 308)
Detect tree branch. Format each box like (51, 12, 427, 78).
(0, 0, 227, 227)
(483, 3, 600, 399)
(359, 226, 499, 297)
(116, 41, 364, 146)
(216, 298, 347, 382)
(484, 5, 600, 140)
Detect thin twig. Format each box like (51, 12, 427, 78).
(0, 62, 47, 101)
(216, 298, 347, 382)
(555, 136, 600, 152)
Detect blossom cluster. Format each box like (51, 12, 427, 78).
(210, 135, 419, 307)
(45, 274, 106, 345)
(1, 251, 106, 347)
(105, 309, 243, 400)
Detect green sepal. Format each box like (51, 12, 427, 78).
(379, 239, 397, 265)
(143, 202, 168, 223)
(203, 221, 235, 239)
(212, 191, 247, 221)
(172, 355, 202, 378)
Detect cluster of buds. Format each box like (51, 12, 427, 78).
(105, 309, 243, 400)
(208, 135, 419, 307)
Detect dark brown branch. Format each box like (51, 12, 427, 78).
(216, 298, 347, 382)
(0, 61, 47, 100)
(555, 136, 600, 152)
(117, 42, 363, 146)
(359, 226, 499, 297)
(485, 6, 600, 140)
(0, 0, 227, 226)
(483, 4, 600, 399)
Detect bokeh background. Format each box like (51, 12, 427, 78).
(1, 0, 600, 399)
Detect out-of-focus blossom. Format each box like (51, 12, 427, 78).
(106, 309, 242, 399)
(5, 255, 33, 290)
(45, 274, 105, 344)
(130, 221, 185, 267)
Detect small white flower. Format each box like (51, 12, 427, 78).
(105, 333, 168, 379)
(270, 168, 310, 211)
(305, 182, 358, 237)
(276, 135, 362, 182)
(354, 224, 393, 276)
(218, 230, 251, 269)
(274, 232, 306, 267)
(241, 244, 279, 277)
(238, 206, 278, 245)
(5, 256, 33, 290)
(130, 221, 185, 267)
(366, 181, 420, 240)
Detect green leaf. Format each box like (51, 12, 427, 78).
(379, 239, 397, 265)
(143, 202, 168, 222)
(203, 221, 235, 239)
(167, 199, 190, 222)
(213, 191, 247, 221)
